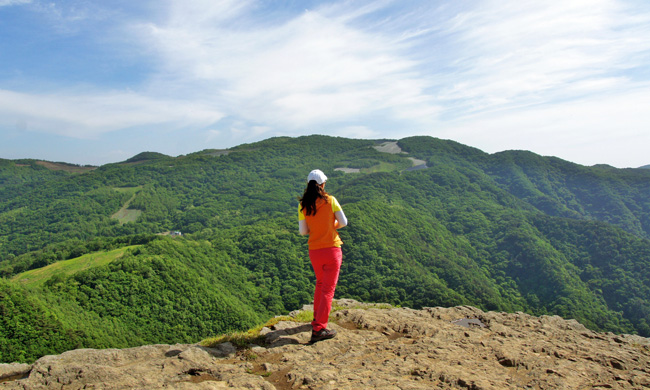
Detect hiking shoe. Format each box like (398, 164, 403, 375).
(310, 328, 337, 343)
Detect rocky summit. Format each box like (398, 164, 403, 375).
(1, 299, 649, 389)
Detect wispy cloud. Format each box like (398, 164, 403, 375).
(137, 0, 436, 130)
(416, 0, 650, 167)
(438, 85, 650, 167)
(0, 89, 224, 138)
(1, 0, 649, 166)
(136, 0, 650, 144)
(0, 0, 31, 6)
(205, 129, 221, 143)
(332, 125, 378, 139)
(431, 0, 650, 115)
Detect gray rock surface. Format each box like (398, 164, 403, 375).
(0, 364, 30, 383)
(2, 299, 649, 389)
(0, 344, 271, 390)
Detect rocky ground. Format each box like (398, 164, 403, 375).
(2, 299, 649, 389)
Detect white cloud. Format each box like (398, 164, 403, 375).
(0, 0, 30, 6)
(137, 0, 435, 131)
(0, 89, 224, 138)
(436, 85, 650, 168)
(227, 122, 273, 141)
(135, 0, 650, 145)
(3, 0, 650, 167)
(205, 129, 221, 142)
(332, 125, 377, 139)
(433, 0, 650, 115)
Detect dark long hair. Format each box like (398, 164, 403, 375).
(299, 180, 328, 216)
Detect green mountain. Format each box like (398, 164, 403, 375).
(1, 135, 649, 363)
(123, 151, 172, 163)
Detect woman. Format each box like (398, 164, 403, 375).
(298, 169, 348, 343)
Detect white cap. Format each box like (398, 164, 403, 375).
(307, 169, 327, 184)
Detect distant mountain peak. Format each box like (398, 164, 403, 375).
(123, 151, 171, 163)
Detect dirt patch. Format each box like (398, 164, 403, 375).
(184, 372, 221, 384)
(334, 167, 361, 174)
(265, 367, 293, 390)
(407, 157, 426, 166)
(373, 141, 406, 154)
(35, 161, 96, 173)
(336, 321, 360, 331)
(258, 353, 294, 390)
(404, 157, 428, 172)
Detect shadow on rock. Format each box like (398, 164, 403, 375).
(261, 323, 312, 347)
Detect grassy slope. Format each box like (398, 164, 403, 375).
(3, 238, 272, 363)
(11, 246, 139, 288)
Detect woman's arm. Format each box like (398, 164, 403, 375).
(299, 219, 310, 235)
(334, 210, 348, 229)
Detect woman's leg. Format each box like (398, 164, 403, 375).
(309, 247, 342, 331)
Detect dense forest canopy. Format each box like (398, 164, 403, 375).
(1, 135, 649, 363)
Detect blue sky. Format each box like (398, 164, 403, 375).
(1, 0, 649, 167)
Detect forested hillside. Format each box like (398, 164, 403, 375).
(1, 135, 649, 363)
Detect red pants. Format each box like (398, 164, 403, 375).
(309, 247, 342, 332)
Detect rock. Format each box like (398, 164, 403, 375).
(0, 343, 269, 390)
(178, 346, 214, 363)
(207, 342, 237, 358)
(0, 363, 31, 381)
(259, 327, 272, 336)
(288, 304, 313, 317)
(2, 299, 649, 389)
(261, 362, 274, 372)
(263, 321, 312, 347)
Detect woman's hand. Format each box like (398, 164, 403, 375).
(334, 210, 348, 229)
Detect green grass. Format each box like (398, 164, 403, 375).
(11, 246, 140, 288)
(111, 208, 142, 224)
(361, 160, 412, 173)
(200, 310, 314, 349)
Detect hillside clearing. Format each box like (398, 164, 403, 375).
(111, 208, 142, 224)
(334, 167, 361, 173)
(373, 141, 405, 154)
(111, 187, 143, 224)
(11, 246, 139, 288)
(407, 157, 426, 166)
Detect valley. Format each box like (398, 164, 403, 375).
(1, 135, 649, 364)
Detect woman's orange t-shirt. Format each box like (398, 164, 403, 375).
(298, 196, 343, 250)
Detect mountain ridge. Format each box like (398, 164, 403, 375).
(1, 135, 650, 364)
